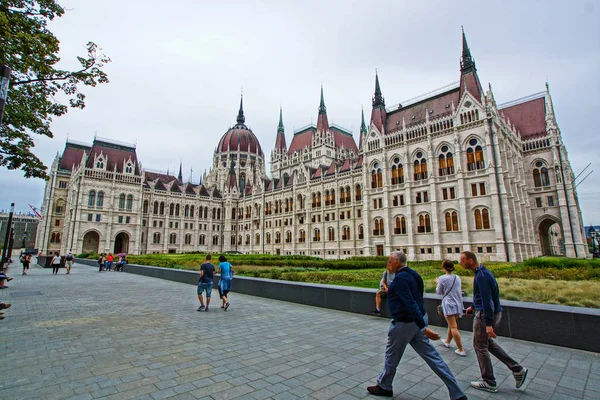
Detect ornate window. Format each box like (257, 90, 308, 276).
(355, 184, 362, 201)
(126, 195, 133, 210)
(414, 152, 427, 181)
(466, 139, 485, 171)
(533, 162, 550, 187)
(159, 202, 165, 215)
(298, 230, 306, 243)
(266, 232, 271, 244)
(88, 190, 96, 207)
(358, 224, 364, 239)
(96, 158, 104, 169)
(285, 231, 292, 243)
(328, 227, 335, 241)
(445, 211, 459, 232)
(118, 194, 126, 209)
(255, 233, 260, 245)
(184, 205, 190, 217)
(342, 226, 351, 240)
(394, 216, 407, 235)
(313, 228, 321, 242)
(417, 213, 432, 233)
(438, 146, 455, 176)
(373, 218, 384, 236)
(474, 208, 491, 229)
(371, 163, 383, 188)
(153, 201, 159, 215)
(175, 204, 180, 217)
(96, 191, 104, 208)
(169, 233, 177, 244)
(275, 232, 281, 244)
(184, 234, 192, 245)
(391, 157, 404, 184)
(199, 235, 206, 245)
(339, 187, 345, 204)
(212, 235, 219, 245)
(153, 232, 161, 244)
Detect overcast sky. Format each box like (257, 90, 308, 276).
(2, 0, 599, 225)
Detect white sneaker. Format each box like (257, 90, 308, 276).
(440, 339, 451, 348)
(470, 379, 498, 393)
(454, 349, 466, 357)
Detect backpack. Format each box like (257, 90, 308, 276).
(66, 254, 74, 261)
(19, 254, 26, 262)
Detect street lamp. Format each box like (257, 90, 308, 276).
(0, 66, 10, 125)
(22, 232, 27, 249)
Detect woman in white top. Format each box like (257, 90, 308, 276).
(435, 259, 466, 356)
(52, 252, 62, 275)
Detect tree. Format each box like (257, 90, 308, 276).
(0, 1, 111, 179)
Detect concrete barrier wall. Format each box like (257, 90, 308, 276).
(75, 259, 600, 352)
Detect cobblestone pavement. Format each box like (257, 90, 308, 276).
(0, 263, 598, 400)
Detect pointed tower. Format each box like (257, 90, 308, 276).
(227, 162, 238, 192)
(236, 93, 245, 127)
(459, 27, 483, 100)
(370, 71, 386, 133)
(274, 106, 287, 153)
(359, 106, 367, 150)
(316, 84, 329, 132)
(178, 162, 183, 182)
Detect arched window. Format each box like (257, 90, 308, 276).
(217, 208, 221, 219)
(285, 231, 292, 243)
(185, 205, 190, 217)
(125, 163, 133, 174)
(212, 235, 219, 245)
(175, 204, 180, 217)
(96, 158, 104, 169)
(413, 152, 427, 181)
(246, 234, 251, 245)
(238, 235, 242, 245)
(533, 169, 542, 187)
(394, 216, 407, 234)
(159, 202, 165, 215)
(355, 184, 362, 201)
(298, 230, 306, 243)
(275, 232, 281, 244)
(297, 194, 304, 210)
(118, 194, 125, 209)
(255, 233, 260, 245)
(190, 206, 195, 217)
(358, 224, 364, 239)
(203, 207, 208, 219)
(474, 208, 491, 230)
(184, 234, 192, 245)
(391, 157, 404, 184)
(418, 213, 432, 233)
(317, 192, 322, 207)
(169, 203, 175, 216)
(342, 226, 351, 240)
(439, 146, 454, 176)
(330, 189, 335, 206)
(313, 228, 321, 242)
(169, 233, 177, 244)
(445, 211, 459, 231)
(153, 201, 159, 215)
(466, 139, 485, 171)
(325, 190, 331, 206)
(96, 191, 104, 207)
(143, 200, 148, 214)
(199, 235, 206, 245)
(340, 187, 345, 203)
(345, 186, 350, 203)
(371, 163, 383, 188)
(126, 195, 133, 210)
(373, 218, 384, 236)
(266, 232, 271, 244)
(541, 167, 550, 186)
(88, 190, 96, 206)
(153, 232, 161, 244)
(312, 193, 317, 208)
(328, 227, 335, 241)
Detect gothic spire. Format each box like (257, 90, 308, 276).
(178, 162, 183, 182)
(277, 106, 284, 133)
(372, 70, 385, 108)
(236, 92, 245, 125)
(460, 26, 476, 74)
(359, 106, 367, 150)
(316, 84, 329, 131)
(318, 84, 326, 115)
(274, 106, 287, 152)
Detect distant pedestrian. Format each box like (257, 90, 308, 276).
(51, 252, 61, 275)
(21, 253, 31, 275)
(98, 253, 105, 272)
(197, 255, 215, 312)
(217, 255, 233, 311)
(367, 251, 466, 399)
(460, 251, 528, 393)
(105, 253, 114, 271)
(436, 259, 466, 356)
(65, 252, 74, 274)
(372, 269, 395, 315)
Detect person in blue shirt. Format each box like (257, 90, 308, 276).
(461, 251, 528, 393)
(217, 255, 233, 311)
(368, 251, 467, 400)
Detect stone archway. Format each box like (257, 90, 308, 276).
(114, 232, 130, 254)
(538, 217, 564, 256)
(82, 231, 100, 253)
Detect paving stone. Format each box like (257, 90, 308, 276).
(0, 264, 597, 400)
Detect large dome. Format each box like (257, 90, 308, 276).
(216, 96, 263, 157)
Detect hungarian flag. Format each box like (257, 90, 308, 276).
(29, 204, 42, 220)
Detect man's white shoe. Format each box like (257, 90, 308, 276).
(454, 349, 466, 357)
(440, 339, 451, 348)
(470, 379, 498, 393)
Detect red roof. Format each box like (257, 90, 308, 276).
(325, 161, 336, 176)
(460, 71, 483, 101)
(217, 126, 263, 156)
(500, 97, 547, 139)
(313, 167, 322, 179)
(386, 88, 460, 134)
(288, 128, 314, 154)
(354, 155, 363, 168)
(331, 127, 358, 152)
(371, 107, 386, 133)
(275, 131, 287, 152)
(85, 139, 139, 174)
(145, 171, 177, 183)
(339, 158, 351, 172)
(59, 142, 90, 171)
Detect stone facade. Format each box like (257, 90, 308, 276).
(36, 30, 588, 261)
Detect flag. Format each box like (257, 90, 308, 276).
(29, 204, 42, 220)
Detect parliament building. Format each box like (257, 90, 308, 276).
(36, 30, 589, 262)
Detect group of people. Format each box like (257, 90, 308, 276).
(50, 251, 75, 274)
(196, 254, 233, 312)
(367, 251, 528, 399)
(97, 253, 127, 272)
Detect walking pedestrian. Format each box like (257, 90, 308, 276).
(105, 253, 114, 271)
(51, 252, 61, 275)
(460, 251, 528, 393)
(197, 255, 215, 312)
(436, 259, 466, 356)
(217, 255, 233, 311)
(22, 253, 31, 275)
(97, 253, 105, 272)
(65, 252, 74, 274)
(367, 251, 467, 399)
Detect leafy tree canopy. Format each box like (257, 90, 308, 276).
(0, 0, 111, 179)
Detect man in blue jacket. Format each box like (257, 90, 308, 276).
(367, 251, 467, 399)
(461, 251, 528, 393)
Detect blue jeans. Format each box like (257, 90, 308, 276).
(197, 282, 213, 298)
(377, 315, 465, 399)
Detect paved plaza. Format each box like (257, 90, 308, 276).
(0, 263, 598, 400)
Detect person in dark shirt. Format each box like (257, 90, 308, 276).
(461, 251, 528, 393)
(197, 254, 215, 312)
(368, 251, 467, 400)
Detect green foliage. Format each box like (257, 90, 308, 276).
(75, 252, 98, 259)
(0, 1, 110, 178)
(521, 256, 600, 269)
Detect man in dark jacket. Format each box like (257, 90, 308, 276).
(367, 251, 467, 399)
(461, 251, 528, 393)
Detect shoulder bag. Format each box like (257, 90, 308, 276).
(437, 275, 457, 316)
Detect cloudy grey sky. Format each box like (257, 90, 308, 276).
(2, 0, 599, 224)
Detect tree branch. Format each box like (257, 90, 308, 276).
(12, 60, 98, 86)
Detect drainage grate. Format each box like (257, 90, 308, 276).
(10, 291, 43, 297)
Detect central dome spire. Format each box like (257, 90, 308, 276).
(236, 91, 245, 126)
